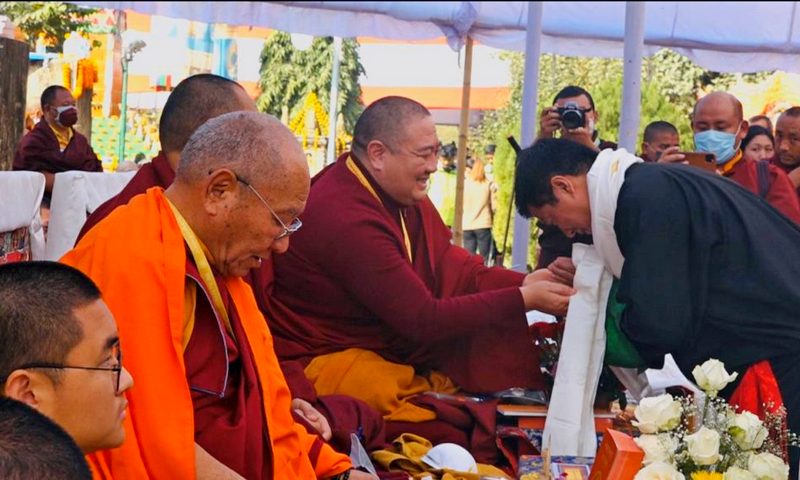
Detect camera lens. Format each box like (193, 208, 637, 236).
(561, 109, 585, 130)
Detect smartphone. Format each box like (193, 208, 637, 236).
(679, 152, 717, 173)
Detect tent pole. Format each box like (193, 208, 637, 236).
(325, 36, 342, 165)
(511, 1, 543, 272)
(452, 36, 474, 248)
(619, 2, 646, 152)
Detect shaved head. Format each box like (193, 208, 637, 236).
(159, 74, 256, 154)
(176, 111, 305, 185)
(693, 91, 743, 123)
(169, 111, 309, 277)
(352, 96, 431, 158)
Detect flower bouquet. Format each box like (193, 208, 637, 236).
(632, 359, 797, 480)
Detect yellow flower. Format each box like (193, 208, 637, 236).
(691, 472, 723, 480)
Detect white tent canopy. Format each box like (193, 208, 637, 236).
(80, 1, 800, 73)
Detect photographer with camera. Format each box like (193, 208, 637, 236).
(534, 86, 617, 270)
(536, 85, 617, 153)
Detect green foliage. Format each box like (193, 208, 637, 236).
(257, 32, 365, 133)
(475, 49, 772, 267)
(0, 2, 98, 50)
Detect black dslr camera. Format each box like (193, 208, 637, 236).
(556, 101, 588, 130)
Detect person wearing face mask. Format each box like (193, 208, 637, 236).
(689, 92, 800, 223)
(13, 85, 102, 195)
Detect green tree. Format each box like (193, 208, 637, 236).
(0, 2, 98, 51)
(257, 32, 365, 133)
(474, 49, 772, 268)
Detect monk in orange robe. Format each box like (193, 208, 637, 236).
(63, 112, 371, 479)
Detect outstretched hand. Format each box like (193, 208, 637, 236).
(292, 398, 332, 441)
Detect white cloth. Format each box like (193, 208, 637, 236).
(0, 171, 46, 260)
(542, 149, 642, 456)
(543, 244, 611, 456)
(586, 148, 642, 278)
(46, 171, 136, 260)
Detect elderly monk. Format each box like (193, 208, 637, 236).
(77, 73, 386, 455)
(63, 112, 372, 480)
(689, 92, 800, 223)
(774, 107, 800, 197)
(269, 96, 573, 450)
(14, 85, 101, 194)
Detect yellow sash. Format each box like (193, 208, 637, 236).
(165, 198, 234, 346)
(345, 155, 413, 262)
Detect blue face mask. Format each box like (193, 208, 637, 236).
(694, 125, 742, 165)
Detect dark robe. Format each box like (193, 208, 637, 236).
(271, 153, 541, 393)
(536, 139, 617, 269)
(76, 152, 385, 454)
(613, 163, 800, 470)
(771, 155, 800, 199)
(185, 258, 273, 479)
(724, 156, 800, 224)
(13, 119, 101, 174)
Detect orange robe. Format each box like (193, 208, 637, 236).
(62, 187, 351, 479)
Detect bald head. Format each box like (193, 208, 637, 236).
(693, 91, 744, 124)
(352, 96, 431, 158)
(176, 111, 306, 185)
(159, 74, 256, 154)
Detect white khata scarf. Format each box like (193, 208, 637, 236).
(543, 149, 642, 456)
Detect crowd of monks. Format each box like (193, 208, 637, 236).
(3, 73, 800, 479)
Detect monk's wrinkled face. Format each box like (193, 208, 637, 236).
(216, 158, 309, 277)
(775, 114, 800, 168)
(528, 175, 592, 238)
(374, 115, 439, 206)
(5, 300, 134, 453)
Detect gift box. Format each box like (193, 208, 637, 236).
(518, 455, 594, 480)
(588, 429, 643, 480)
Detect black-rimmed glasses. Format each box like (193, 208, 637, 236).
(0, 344, 123, 393)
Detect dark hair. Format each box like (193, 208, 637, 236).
(553, 85, 595, 111)
(0, 262, 100, 383)
(159, 74, 248, 153)
(40, 85, 69, 110)
(781, 107, 800, 119)
(515, 138, 598, 214)
(643, 121, 678, 143)
(352, 96, 430, 157)
(0, 397, 91, 479)
(742, 125, 775, 150)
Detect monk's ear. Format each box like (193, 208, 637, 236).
(737, 120, 749, 142)
(365, 140, 388, 172)
(4, 370, 45, 409)
(204, 169, 238, 214)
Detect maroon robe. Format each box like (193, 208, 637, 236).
(725, 157, 800, 224)
(270, 152, 542, 393)
(13, 120, 101, 174)
(77, 152, 386, 454)
(770, 155, 800, 200)
(185, 258, 273, 478)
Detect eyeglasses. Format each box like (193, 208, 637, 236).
(0, 343, 123, 393)
(235, 175, 302, 240)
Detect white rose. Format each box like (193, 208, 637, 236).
(635, 434, 678, 465)
(692, 359, 738, 396)
(634, 461, 685, 480)
(730, 411, 768, 450)
(633, 394, 683, 434)
(724, 467, 757, 480)
(748, 452, 789, 480)
(686, 426, 721, 465)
